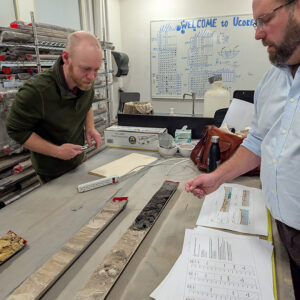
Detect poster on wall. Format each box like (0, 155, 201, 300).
(150, 14, 270, 99)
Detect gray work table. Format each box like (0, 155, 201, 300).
(0, 147, 294, 300)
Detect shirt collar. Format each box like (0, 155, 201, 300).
(57, 56, 79, 96)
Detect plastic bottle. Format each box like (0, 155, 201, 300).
(208, 136, 221, 172)
(203, 75, 230, 118)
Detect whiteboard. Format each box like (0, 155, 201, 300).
(150, 14, 270, 99)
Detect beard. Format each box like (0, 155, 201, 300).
(68, 64, 93, 91)
(264, 11, 300, 65)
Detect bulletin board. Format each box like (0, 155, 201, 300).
(150, 14, 270, 99)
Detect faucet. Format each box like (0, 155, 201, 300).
(183, 92, 196, 116)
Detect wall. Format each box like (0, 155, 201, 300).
(106, 0, 123, 119)
(107, 0, 122, 51)
(16, 0, 35, 22)
(2, 0, 80, 30)
(35, 0, 81, 30)
(0, 0, 16, 27)
(3, 0, 262, 118)
(117, 0, 264, 115)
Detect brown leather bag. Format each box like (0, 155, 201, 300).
(190, 125, 260, 175)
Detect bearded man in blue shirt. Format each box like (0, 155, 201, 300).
(186, 0, 300, 298)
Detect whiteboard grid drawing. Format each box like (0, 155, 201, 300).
(151, 14, 270, 99)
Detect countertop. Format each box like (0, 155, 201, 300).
(0, 147, 294, 300)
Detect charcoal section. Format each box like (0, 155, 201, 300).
(132, 180, 179, 230)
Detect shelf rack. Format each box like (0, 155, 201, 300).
(0, 15, 115, 206)
(0, 60, 55, 68)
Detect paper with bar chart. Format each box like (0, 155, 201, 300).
(196, 184, 268, 236)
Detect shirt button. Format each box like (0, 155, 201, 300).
(273, 159, 277, 164)
(290, 98, 295, 103)
(281, 129, 286, 134)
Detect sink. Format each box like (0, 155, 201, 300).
(170, 113, 203, 117)
(152, 112, 203, 118)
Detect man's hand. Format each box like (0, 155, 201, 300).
(85, 128, 102, 148)
(23, 133, 85, 160)
(185, 147, 261, 199)
(185, 173, 221, 199)
(56, 143, 83, 160)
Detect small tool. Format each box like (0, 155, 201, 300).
(77, 175, 119, 193)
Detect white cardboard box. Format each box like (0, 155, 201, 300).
(104, 125, 167, 151)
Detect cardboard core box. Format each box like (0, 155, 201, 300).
(104, 125, 167, 151)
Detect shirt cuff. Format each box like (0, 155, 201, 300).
(241, 132, 262, 157)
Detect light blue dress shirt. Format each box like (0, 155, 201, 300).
(242, 64, 300, 230)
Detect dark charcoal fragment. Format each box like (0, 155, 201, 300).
(131, 181, 178, 231)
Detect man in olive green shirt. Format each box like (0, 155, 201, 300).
(6, 31, 102, 182)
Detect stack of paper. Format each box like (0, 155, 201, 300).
(221, 98, 254, 131)
(151, 184, 274, 300)
(151, 227, 274, 300)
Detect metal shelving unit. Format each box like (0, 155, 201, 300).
(0, 16, 115, 205)
(0, 42, 64, 51)
(0, 13, 114, 208)
(0, 15, 114, 133)
(97, 27, 113, 127)
(92, 97, 110, 103)
(92, 33, 114, 130)
(0, 60, 55, 68)
(94, 81, 113, 89)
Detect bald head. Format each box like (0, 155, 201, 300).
(66, 31, 102, 58)
(62, 31, 103, 91)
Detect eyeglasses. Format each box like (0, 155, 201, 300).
(253, 0, 296, 30)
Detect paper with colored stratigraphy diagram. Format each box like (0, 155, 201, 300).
(196, 183, 268, 236)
